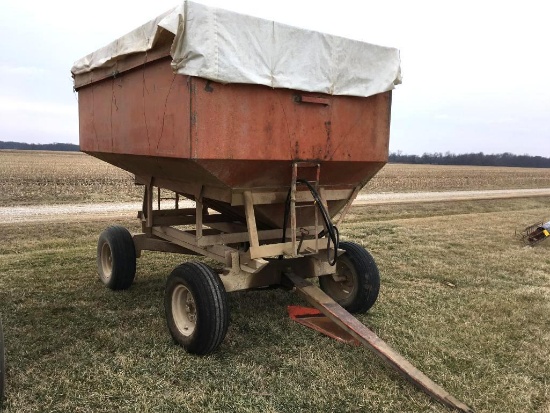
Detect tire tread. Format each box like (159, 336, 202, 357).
(165, 262, 229, 355)
(320, 241, 380, 314)
(97, 225, 136, 290)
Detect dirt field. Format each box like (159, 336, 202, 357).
(364, 163, 550, 193)
(1, 150, 550, 207)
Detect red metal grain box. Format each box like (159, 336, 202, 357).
(72, 1, 401, 227)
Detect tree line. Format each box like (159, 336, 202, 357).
(389, 151, 550, 168)
(0, 141, 79, 151)
(1, 141, 549, 168)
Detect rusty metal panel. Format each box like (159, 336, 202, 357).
(78, 57, 190, 158)
(193, 159, 384, 189)
(78, 59, 392, 194)
(78, 79, 113, 153)
(190, 77, 390, 163)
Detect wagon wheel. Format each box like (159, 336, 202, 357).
(165, 262, 229, 355)
(0, 319, 5, 406)
(319, 241, 380, 314)
(97, 226, 137, 290)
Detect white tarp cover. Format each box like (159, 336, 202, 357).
(72, 1, 401, 98)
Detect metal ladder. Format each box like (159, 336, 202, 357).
(289, 162, 324, 257)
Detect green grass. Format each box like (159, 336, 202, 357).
(1, 199, 550, 412)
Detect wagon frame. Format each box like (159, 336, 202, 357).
(131, 162, 355, 291)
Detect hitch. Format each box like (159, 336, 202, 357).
(284, 271, 474, 413)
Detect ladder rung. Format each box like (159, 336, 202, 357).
(294, 161, 320, 167)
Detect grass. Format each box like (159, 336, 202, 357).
(1, 150, 550, 206)
(1, 198, 549, 412)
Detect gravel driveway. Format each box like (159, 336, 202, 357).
(1, 188, 549, 224)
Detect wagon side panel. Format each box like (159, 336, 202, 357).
(190, 77, 391, 163)
(78, 58, 191, 159)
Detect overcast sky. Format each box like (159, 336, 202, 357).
(0, 0, 548, 156)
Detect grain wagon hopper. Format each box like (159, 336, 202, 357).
(72, 2, 473, 411)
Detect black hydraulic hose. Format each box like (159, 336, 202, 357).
(297, 179, 340, 265)
(280, 179, 340, 265)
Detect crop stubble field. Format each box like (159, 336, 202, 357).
(1, 150, 550, 206)
(0, 150, 549, 412)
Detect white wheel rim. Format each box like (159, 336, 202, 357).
(172, 284, 197, 337)
(326, 257, 357, 301)
(100, 242, 113, 281)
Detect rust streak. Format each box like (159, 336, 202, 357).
(276, 93, 294, 161)
(157, 74, 177, 150)
(142, 65, 151, 153)
(323, 120, 332, 160)
(110, 78, 115, 150)
(327, 111, 363, 160)
(90, 81, 99, 152)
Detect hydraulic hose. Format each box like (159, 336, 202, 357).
(280, 179, 340, 265)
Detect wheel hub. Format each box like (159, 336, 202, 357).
(324, 258, 357, 301)
(100, 242, 113, 280)
(172, 284, 197, 337)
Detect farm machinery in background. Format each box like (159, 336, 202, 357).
(518, 220, 550, 246)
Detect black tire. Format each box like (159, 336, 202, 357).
(165, 262, 229, 355)
(0, 319, 5, 406)
(97, 226, 136, 290)
(319, 241, 380, 314)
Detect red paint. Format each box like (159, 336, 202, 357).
(287, 306, 360, 346)
(77, 58, 392, 226)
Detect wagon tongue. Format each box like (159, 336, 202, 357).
(284, 271, 475, 413)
